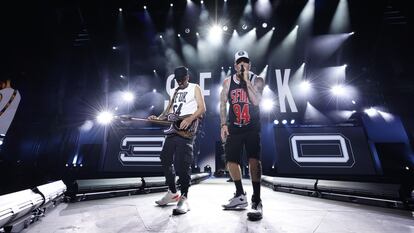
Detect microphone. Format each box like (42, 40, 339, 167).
(240, 64, 245, 73)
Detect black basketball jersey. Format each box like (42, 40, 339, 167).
(227, 73, 261, 134)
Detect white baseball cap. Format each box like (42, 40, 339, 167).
(234, 50, 250, 63)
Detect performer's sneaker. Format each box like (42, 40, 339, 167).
(155, 190, 180, 206)
(172, 196, 190, 215)
(222, 193, 248, 210)
(247, 201, 263, 221)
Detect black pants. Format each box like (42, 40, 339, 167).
(160, 135, 194, 196)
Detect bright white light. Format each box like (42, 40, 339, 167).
(120, 74, 124, 78)
(201, 0, 204, 4)
(97, 111, 114, 125)
(262, 23, 268, 28)
(119, 8, 122, 12)
(150, 105, 155, 109)
(290, 119, 295, 124)
(170, 3, 173, 7)
(282, 119, 287, 125)
(112, 46, 117, 50)
(122, 91, 135, 102)
(405, 166, 410, 170)
(159, 35, 163, 39)
(152, 89, 157, 93)
(273, 120, 279, 125)
(300, 80, 312, 92)
(144, 6, 147, 10)
(352, 100, 356, 104)
(178, 34, 181, 37)
(272, 27, 275, 31)
(153, 69, 156, 73)
(343, 64, 347, 68)
(364, 107, 378, 117)
(72, 154, 78, 165)
(196, 32, 199, 36)
(242, 24, 248, 30)
(0, 140, 3, 146)
(222, 25, 228, 31)
(349, 32, 355, 35)
(331, 85, 346, 96)
(208, 25, 223, 45)
(261, 98, 274, 112)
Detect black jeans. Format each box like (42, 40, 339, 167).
(160, 135, 194, 196)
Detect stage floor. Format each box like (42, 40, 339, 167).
(22, 178, 414, 233)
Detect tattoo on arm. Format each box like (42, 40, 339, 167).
(246, 77, 264, 106)
(220, 79, 230, 125)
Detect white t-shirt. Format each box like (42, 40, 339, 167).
(170, 83, 198, 116)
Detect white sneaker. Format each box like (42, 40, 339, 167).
(222, 193, 248, 210)
(247, 201, 263, 221)
(173, 196, 190, 215)
(155, 190, 180, 206)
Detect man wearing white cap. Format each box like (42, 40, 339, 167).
(220, 51, 265, 220)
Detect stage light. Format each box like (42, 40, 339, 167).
(208, 24, 223, 45)
(177, 33, 181, 37)
(201, 0, 204, 4)
(364, 107, 378, 117)
(170, 3, 173, 7)
(242, 24, 248, 30)
(185, 28, 190, 33)
(405, 166, 410, 171)
(0, 140, 3, 146)
(290, 119, 295, 124)
(152, 89, 157, 93)
(295, 25, 299, 29)
(262, 23, 268, 28)
(352, 110, 356, 113)
(120, 74, 124, 78)
(300, 80, 311, 92)
(221, 66, 224, 70)
(150, 105, 155, 109)
(331, 85, 346, 96)
(343, 64, 347, 68)
(273, 119, 279, 125)
(114, 106, 118, 111)
(352, 100, 356, 104)
(272, 27, 275, 31)
(144, 5, 147, 10)
(349, 32, 355, 35)
(112, 46, 117, 50)
(159, 35, 163, 39)
(80, 164, 83, 167)
(222, 25, 228, 31)
(122, 91, 135, 102)
(261, 98, 274, 112)
(153, 69, 156, 73)
(119, 8, 122, 12)
(196, 32, 199, 36)
(282, 119, 287, 125)
(97, 111, 114, 125)
(65, 164, 68, 167)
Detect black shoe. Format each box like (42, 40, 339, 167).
(226, 178, 233, 182)
(247, 201, 263, 221)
